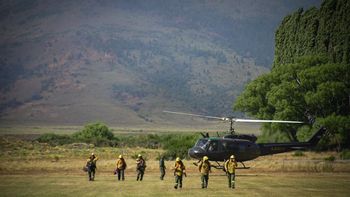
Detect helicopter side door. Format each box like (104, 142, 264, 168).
(222, 140, 240, 160)
(206, 140, 218, 159)
(237, 140, 260, 161)
(206, 139, 227, 161)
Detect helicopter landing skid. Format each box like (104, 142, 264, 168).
(193, 160, 250, 169)
(236, 162, 250, 169)
(212, 161, 224, 170)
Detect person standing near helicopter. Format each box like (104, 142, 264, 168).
(159, 156, 166, 180)
(224, 155, 237, 189)
(173, 157, 186, 189)
(198, 156, 211, 189)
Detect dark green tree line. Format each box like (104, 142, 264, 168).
(234, 0, 350, 149)
(274, 0, 350, 66)
(234, 56, 349, 149)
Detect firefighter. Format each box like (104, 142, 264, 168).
(136, 154, 146, 181)
(174, 157, 186, 189)
(116, 154, 127, 181)
(224, 155, 237, 189)
(198, 156, 211, 188)
(86, 153, 98, 181)
(159, 156, 166, 180)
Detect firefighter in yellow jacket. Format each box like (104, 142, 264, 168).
(86, 153, 98, 181)
(224, 155, 237, 189)
(198, 156, 211, 188)
(136, 154, 146, 181)
(116, 155, 127, 181)
(173, 157, 186, 189)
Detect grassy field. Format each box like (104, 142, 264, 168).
(1, 128, 350, 196)
(0, 123, 261, 135)
(1, 173, 350, 197)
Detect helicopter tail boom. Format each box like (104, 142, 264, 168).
(307, 126, 327, 146)
(258, 127, 327, 156)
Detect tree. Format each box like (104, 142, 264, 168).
(234, 56, 350, 148)
(73, 122, 116, 146)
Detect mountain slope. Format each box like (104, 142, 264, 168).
(0, 0, 321, 126)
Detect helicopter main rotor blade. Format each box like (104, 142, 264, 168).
(234, 119, 303, 124)
(163, 110, 225, 120)
(163, 110, 304, 124)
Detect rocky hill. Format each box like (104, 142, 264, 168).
(0, 0, 321, 126)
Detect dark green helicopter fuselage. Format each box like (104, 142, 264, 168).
(188, 127, 326, 162)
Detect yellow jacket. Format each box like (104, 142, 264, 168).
(199, 161, 211, 175)
(174, 161, 186, 176)
(224, 159, 237, 174)
(116, 158, 127, 170)
(89, 155, 98, 162)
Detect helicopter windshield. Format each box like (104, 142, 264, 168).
(195, 139, 209, 149)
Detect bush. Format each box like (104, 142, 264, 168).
(117, 134, 161, 149)
(161, 133, 198, 160)
(340, 149, 350, 160)
(37, 133, 73, 146)
(324, 155, 336, 162)
(72, 122, 117, 146)
(36, 124, 199, 158)
(293, 150, 305, 157)
(73, 122, 114, 140)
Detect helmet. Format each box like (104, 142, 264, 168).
(176, 157, 180, 162)
(138, 154, 142, 158)
(119, 155, 123, 159)
(203, 156, 209, 161)
(230, 155, 235, 159)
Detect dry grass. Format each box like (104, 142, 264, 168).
(1, 136, 350, 174)
(0, 173, 350, 197)
(1, 136, 350, 196)
(0, 122, 261, 135)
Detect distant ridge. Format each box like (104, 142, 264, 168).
(0, 0, 321, 126)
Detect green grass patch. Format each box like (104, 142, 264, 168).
(0, 173, 350, 197)
(33, 122, 199, 160)
(292, 150, 305, 157)
(340, 149, 350, 160)
(324, 155, 336, 162)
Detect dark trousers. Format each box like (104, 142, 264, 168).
(174, 175, 183, 188)
(227, 173, 236, 188)
(201, 174, 209, 188)
(88, 169, 95, 181)
(160, 167, 166, 180)
(117, 169, 125, 181)
(137, 169, 144, 181)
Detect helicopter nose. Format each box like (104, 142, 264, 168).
(188, 147, 205, 159)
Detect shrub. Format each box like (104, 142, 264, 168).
(118, 134, 161, 149)
(72, 122, 117, 146)
(37, 133, 73, 146)
(324, 155, 336, 162)
(73, 122, 114, 140)
(293, 150, 305, 157)
(162, 133, 198, 160)
(340, 149, 350, 160)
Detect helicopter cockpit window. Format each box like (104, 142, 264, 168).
(195, 139, 209, 149)
(208, 140, 218, 152)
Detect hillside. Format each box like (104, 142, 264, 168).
(0, 0, 321, 126)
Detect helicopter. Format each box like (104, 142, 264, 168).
(163, 110, 327, 169)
